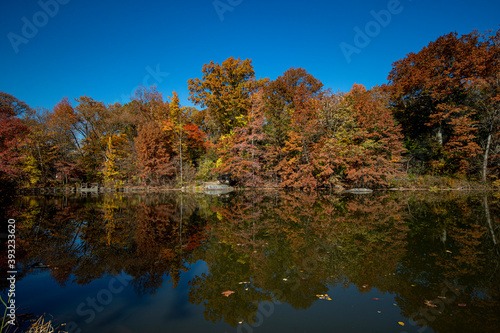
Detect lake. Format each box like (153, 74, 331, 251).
(1, 190, 499, 332)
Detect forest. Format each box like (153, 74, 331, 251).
(1, 28, 499, 193)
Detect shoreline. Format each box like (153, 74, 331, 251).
(15, 184, 499, 195)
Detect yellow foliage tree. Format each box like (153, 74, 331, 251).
(103, 133, 128, 187)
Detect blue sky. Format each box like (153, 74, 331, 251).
(1, 0, 499, 111)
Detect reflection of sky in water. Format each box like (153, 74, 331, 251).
(17, 261, 240, 333)
(17, 262, 412, 333)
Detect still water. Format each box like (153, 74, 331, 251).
(1, 190, 499, 332)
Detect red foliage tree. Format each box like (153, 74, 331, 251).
(183, 123, 207, 167)
(0, 93, 31, 185)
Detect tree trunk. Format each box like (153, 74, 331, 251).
(482, 132, 492, 183)
(484, 196, 497, 246)
(436, 122, 443, 146)
(179, 124, 183, 186)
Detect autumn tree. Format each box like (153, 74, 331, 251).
(312, 91, 355, 188)
(0, 92, 31, 191)
(461, 30, 500, 181)
(215, 90, 268, 186)
(471, 78, 500, 181)
(313, 85, 405, 188)
(168, 91, 186, 183)
(49, 97, 82, 154)
(343, 85, 405, 187)
(69, 95, 142, 182)
(130, 85, 170, 124)
(317, 89, 354, 137)
(276, 85, 322, 189)
(103, 133, 129, 187)
(183, 124, 207, 167)
(135, 121, 177, 185)
(263, 67, 323, 150)
(20, 107, 58, 186)
(257, 68, 324, 187)
(188, 57, 267, 137)
(42, 98, 88, 184)
(387, 30, 500, 176)
(71, 96, 112, 179)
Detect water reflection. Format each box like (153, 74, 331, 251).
(1, 191, 499, 332)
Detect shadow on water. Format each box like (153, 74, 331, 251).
(1, 190, 499, 332)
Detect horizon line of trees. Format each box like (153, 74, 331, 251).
(0, 28, 499, 193)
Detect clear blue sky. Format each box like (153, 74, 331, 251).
(1, 0, 499, 111)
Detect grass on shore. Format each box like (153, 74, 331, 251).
(389, 174, 499, 190)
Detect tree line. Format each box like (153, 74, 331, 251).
(1, 28, 499, 192)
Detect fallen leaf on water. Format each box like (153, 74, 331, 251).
(222, 290, 235, 297)
(393, 303, 397, 306)
(458, 303, 466, 307)
(377, 311, 382, 313)
(424, 300, 437, 307)
(372, 298, 380, 301)
(398, 322, 405, 326)
(411, 284, 416, 287)
(316, 294, 332, 300)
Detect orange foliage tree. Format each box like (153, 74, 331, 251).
(314, 85, 405, 188)
(276, 86, 321, 189)
(387, 29, 500, 176)
(135, 121, 177, 184)
(215, 90, 268, 187)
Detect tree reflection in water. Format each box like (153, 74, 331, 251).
(2, 191, 499, 332)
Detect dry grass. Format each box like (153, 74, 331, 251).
(26, 316, 66, 333)
(389, 174, 491, 190)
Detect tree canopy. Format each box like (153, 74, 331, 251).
(2, 28, 500, 190)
